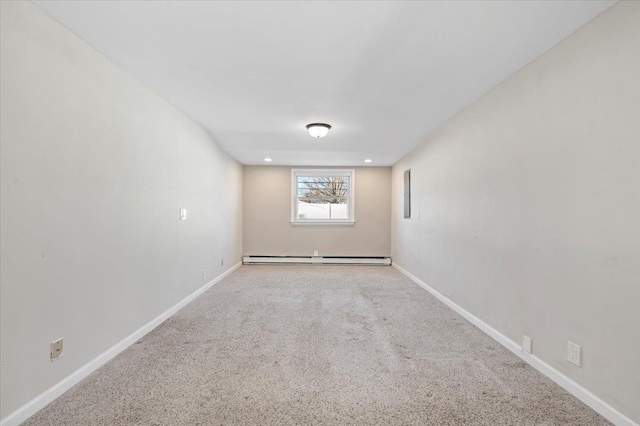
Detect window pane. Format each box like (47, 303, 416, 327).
(297, 199, 348, 220)
(296, 176, 349, 203)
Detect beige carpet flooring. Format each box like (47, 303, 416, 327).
(26, 265, 609, 425)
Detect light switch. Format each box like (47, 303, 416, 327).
(180, 208, 187, 220)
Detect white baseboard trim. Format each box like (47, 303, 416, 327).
(392, 262, 638, 426)
(0, 262, 242, 426)
(243, 256, 391, 265)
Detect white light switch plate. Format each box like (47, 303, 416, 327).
(180, 208, 187, 220)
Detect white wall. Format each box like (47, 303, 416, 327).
(392, 1, 640, 422)
(0, 1, 242, 420)
(244, 166, 391, 257)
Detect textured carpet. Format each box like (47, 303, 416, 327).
(26, 265, 609, 425)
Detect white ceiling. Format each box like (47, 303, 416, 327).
(35, 0, 614, 166)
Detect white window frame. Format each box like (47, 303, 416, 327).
(291, 168, 355, 226)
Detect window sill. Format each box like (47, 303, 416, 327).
(290, 220, 355, 226)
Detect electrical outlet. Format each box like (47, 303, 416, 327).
(567, 341, 581, 367)
(220, 258, 224, 266)
(522, 335, 532, 354)
(202, 269, 206, 280)
(313, 250, 319, 257)
(50, 338, 63, 361)
(180, 208, 187, 220)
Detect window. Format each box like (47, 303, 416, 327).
(291, 169, 355, 225)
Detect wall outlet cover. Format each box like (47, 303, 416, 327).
(180, 208, 187, 220)
(50, 338, 63, 361)
(522, 335, 532, 354)
(567, 341, 582, 367)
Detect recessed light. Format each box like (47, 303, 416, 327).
(306, 123, 331, 138)
(364, 159, 372, 163)
(264, 158, 273, 162)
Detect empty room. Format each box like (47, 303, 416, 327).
(1, 0, 639, 425)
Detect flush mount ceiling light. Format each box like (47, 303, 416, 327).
(264, 157, 273, 162)
(364, 159, 372, 163)
(306, 123, 331, 138)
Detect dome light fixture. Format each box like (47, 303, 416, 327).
(306, 123, 331, 138)
(264, 157, 273, 162)
(364, 159, 372, 163)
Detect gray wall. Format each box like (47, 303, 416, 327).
(0, 1, 243, 419)
(392, 2, 640, 422)
(244, 166, 391, 257)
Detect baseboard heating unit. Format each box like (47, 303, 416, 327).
(243, 256, 391, 266)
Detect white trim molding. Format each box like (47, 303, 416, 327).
(0, 262, 242, 426)
(392, 262, 638, 426)
(243, 256, 391, 265)
(290, 221, 354, 226)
